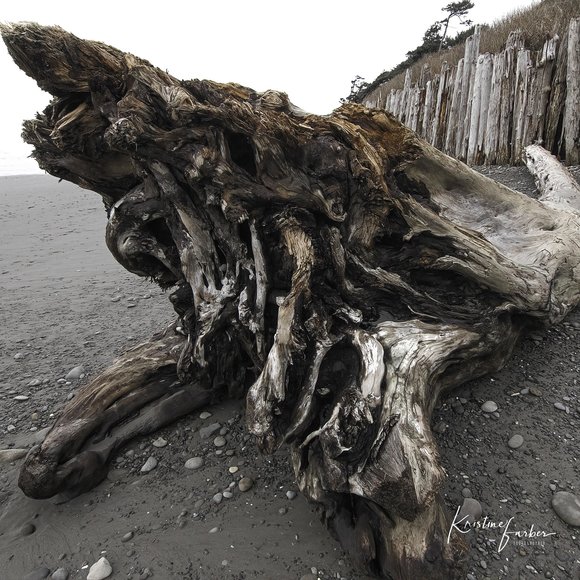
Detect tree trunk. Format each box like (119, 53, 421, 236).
(3, 23, 580, 580)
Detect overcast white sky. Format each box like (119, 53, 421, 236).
(1, 0, 537, 174)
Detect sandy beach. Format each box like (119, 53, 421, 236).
(0, 173, 579, 580)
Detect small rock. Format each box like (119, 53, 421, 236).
(152, 437, 168, 448)
(551, 491, 580, 526)
(121, 531, 134, 542)
(213, 436, 226, 447)
(550, 483, 557, 491)
(27, 379, 41, 387)
(529, 386, 543, 397)
(14, 352, 25, 360)
(508, 434, 524, 449)
(86, 557, 112, 580)
(238, 477, 254, 492)
(278, 507, 287, 515)
(65, 366, 84, 380)
(51, 568, 69, 580)
(0, 448, 28, 463)
(228, 466, 239, 474)
(185, 457, 203, 470)
(286, 490, 297, 500)
(14, 395, 30, 401)
(554, 402, 567, 411)
(19, 522, 36, 536)
(520, 387, 529, 395)
(481, 401, 498, 413)
(223, 491, 233, 499)
(140, 456, 158, 473)
(199, 411, 212, 420)
(7, 424, 15, 432)
(480, 560, 487, 569)
(23, 568, 51, 580)
(462, 488, 473, 498)
(433, 421, 447, 434)
(213, 492, 223, 504)
(199, 422, 221, 439)
(111, 296, 121, 302)
(457, 498, 482, 526)
(209, 526, 219, 534)
(451, 400, 464, 414)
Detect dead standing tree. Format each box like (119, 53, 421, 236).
(3, 23, 580, 580)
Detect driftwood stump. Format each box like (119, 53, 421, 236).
(3, 23, 580, 579)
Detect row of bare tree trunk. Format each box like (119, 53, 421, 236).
(363, 18, 580, 165)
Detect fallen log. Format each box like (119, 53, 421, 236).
(2, 23, 580, 580)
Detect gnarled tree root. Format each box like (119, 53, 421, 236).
(3, 23, 580, 579)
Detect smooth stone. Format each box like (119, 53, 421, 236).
(23, 568, 51, 580)
(121, 531, 134, 542)
(228, 466, 239, 474)
(14, 352, 25, 360)
(213, 492, 223, 504)
(199, 422, 221, 439)
(199, 411, 212, 420)
(209, 526, 219, 534)
(65, 366, 84, 380)
(0, 448, 28, 463)
(286, 490, 297, 500)
(529, 386, 543, 397)
(551, 491, 580, 526)
(14, 395, 30, 401)
(152, 437, 167, 448)
(51, 569, 69, 580)
(457, 498, 482, 526)
(213, 436, 226, 448)
(27, 379, 41, 387)
(86, 557, 112, 580)
(433, 421, 447, 434)
(19, 522, 36, 536)
(223, 491, 233, 499)
(550, 483, 557, 491)
(185, 457, 203, 470)
(508, 434, 524, 449)
(520, 387, 529, 395)
(554, 402, 567, 411)
(481, 401, 498, 413)
(462, 488, 473, 498)
(238, 477, 254, 492)
(140, 456, 158, 473)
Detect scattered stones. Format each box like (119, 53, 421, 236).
(199, 411, 212, 420)
(199, 422, 221, 439)
(0, 448, 28, 463)
(551, 491, 580, 526)
(508, 434, 524, 449)
(481, 401, 498, 413)
(51, 568, 69, 580)
(23, 567, 51, 580)
(86, 557, 112, 580)
(152, 437, 167, 448)
(121, 531, 134, 542)
(14, 395, 30, 401)
(185, 457, 203, 470)
(457, 498, 482, 525)
(213, 435, 226, 448)
(286, 490, 297, 500)
(140, 456, 158, 473)
(65, 365, 84, 380)
(238, 477, 254, 492)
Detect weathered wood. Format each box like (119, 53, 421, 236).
(3, 23, 580, 580)
(467, 53, 493, 165)
(564, 17, 580, 164)
(483, 52, 503, 164)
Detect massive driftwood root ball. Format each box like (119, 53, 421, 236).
(3, 22, 580, 579)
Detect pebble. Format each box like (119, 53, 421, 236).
(223, 491, 233, 499)
(65, 366, 84, 380)
(14, 352, 25, 360)
(550, 483, 557, 491)
(14, 395, 30, 401)
(185, 457, 203, 470)
(111, 296, 121, 302)
(152, 437, 167, 448)
(213, 492, 223, 504)
(554, 402, 567, 411)
(551, 491, 580, 526)
(238, 477, 254, 492)
(87, 557, 112, 580)
(209, 526, 219, 534)
(23, 568, 51, 580)
(520, 387, 529, 395)
(228, 466, 239, 474)
(480, 560, 487, 569)
(199, 422, 221, 439)
(286, 490, 297, 500)
(27, 379, 41, 387)
(508, 434, 524, 449)
(7, 424, 15, 432)
(451, 400, 464, 414)
(121, 531, 134, 542)
(481, 401, 498, 413)
(213, 436, 226, 447)
(462, 488, 473, 498)
(199, 411, 212, 420)
(140, 456, 158, 473)
(0, 448, 28, 463)
(433, 421, 447, 434)
(51, 569, 69, 580)
(529, 386, 543, 397)
(457, 498, 482, 525)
